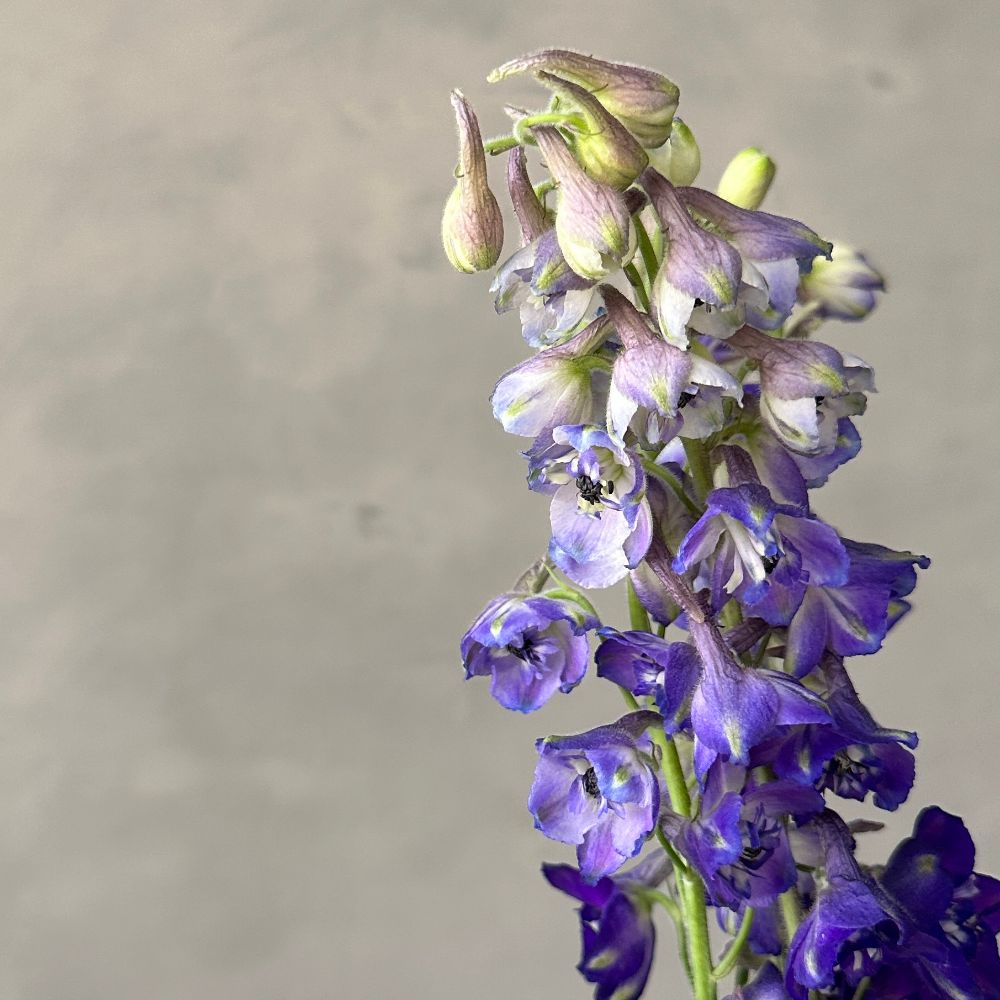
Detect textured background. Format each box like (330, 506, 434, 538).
(1, 2, 998, 998)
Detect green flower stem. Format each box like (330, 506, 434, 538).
(719, 600, 743, 629)
(780, 886, 803, 949)
(642, 459, 702, 517)
(679, 873, 717, 1000)
(644, 888, 693, 985)
(482, 134, 519, 156)
(649, 728, 690, 816)
(681, 437, 714, 501)
(619, 686, 640, 712)
(627, 578, 653, 633)
(625, 566, 715, 1000)
(512, 112, 586, 146)
(711, 907, 754, 980)
(633, 216, 660, 285)
(624, 263, 651, 311)
(851, 978, 872, 1000)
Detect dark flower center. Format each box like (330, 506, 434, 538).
(582, 767, 601, 798)
(762, 553, 780, 574)
(506, 639, 540, 664)
(576, 475, 612, 504)
(677, 391, 695, 410)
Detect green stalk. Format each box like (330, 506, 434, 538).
(482, 134, 519, 156)
(851, 978, 872, 1000)
(625, 567, 716, 999)
(627, 579, 652, 633)
(681, 437, 714, 501)
(711, 908, 754, 980)
(679, 873, 717, 1000)
(633, 216, 661, 285)
(624, 263, 651, 310)
(512, 111, 586, 145)
(780, 886, 803, 952)
(641, 459, 702, 517)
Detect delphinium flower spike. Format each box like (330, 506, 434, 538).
(444, 48, 995, 1000)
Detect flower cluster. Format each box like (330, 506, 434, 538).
(446, 48, 995, 1000)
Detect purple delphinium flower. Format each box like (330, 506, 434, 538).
(672, 447, 849, 613)
(601, 286, 742, 446)
(799, 243, 885, 323)
(529, 711, 662, 881)
(728, 327, 874, 458)
(530, 125, 633, 281)
(595, 627, 701, 732)
(677, 184, 831, 335)
(640, 169, 743, 346)
(525, 424, 653, 588)
(542, 850, 669, 1000)
(491, 228, 600, 348)
(747, 537, 930, 678)
(786, 811, 902, 997)
(594, 614, 831, 779)
(663, 761, 824, 911)
(461, 560, 600, 712)
(761, 657, 919, 812)
(869, 808, 1000, 999)
(491, 314, 613, 437)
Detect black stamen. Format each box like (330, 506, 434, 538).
(762, 554, 779, 574)
(576, 474, 605, 504)
(582, 767, 600, 798)
(677, 391, 695, 410)
(506, 641, 535, 663)
(740, 845, 765, 862)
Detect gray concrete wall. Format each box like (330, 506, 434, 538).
(0, 2, 997, 997)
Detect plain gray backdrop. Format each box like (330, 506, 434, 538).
(1, 2, 998, 998)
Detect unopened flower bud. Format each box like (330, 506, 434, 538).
(489, 49, 679, 148)
(506, 146, 549, 245)
(441, 90, 504, 273)
(534, 71, 648, 189)
(532, 125, 633, 281)
(800, 244, 886, 321)
(645, 117, 700, 185)
(717, 146, 776, 210)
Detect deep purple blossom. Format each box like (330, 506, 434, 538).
(869, 808, 1000, 999)
(673, 467, 849, 612)
(786, 811, 902, 997)
(762, 657, 918, 812)
(664, 762, 824, 911)
(461, 561, 599, 712)
(595, 618, 831, 779)
(529, 712, 662, 881)
(748, 538, 929, 677)
(543, 851, 668, 1000)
